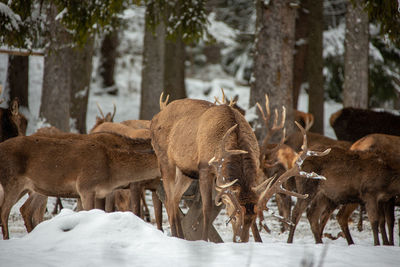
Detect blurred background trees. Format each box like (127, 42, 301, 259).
(0, 0, 399, 140)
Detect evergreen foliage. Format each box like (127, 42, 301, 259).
(143, 0, 209, 44)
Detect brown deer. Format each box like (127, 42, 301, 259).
(0, 98, 27, 141)
(0, 132, 160, 239)
(290, 145, 400, 246)
(330, 107, 400, 142)
(347, 133, 400, 245)
(150, 97, 329, 242)
(284, 129, 351, 243)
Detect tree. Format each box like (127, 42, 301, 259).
(70, 38, 95, 133)
(164, 34, 187, 101)
(139, 0, 208, 119)
(343, 0, 369, 108)
(292, 1, 309, 110)
(40, 3, 72, 132)
(5, 55, 29, 109)
(306, 0, 324, 133)
(99, 30, 119, 95)
(250, 0, 297, 142)
(139, 5, 166, 120)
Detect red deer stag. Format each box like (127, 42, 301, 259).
(150, 97, 329, 242)
(0, 132, 159, 239)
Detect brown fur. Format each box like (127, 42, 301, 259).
(291, 146, 399, 246)
(0, 132, 160, 239)
(0, 98, 27, 141)
(151, 99, 262, 242)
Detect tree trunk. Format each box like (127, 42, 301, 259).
(40, 4, 72, 132)
(250, 0, 296, 142)
(292, 1, 309, 109)
(343, 0, 369, 108)
(139, 8, 165, 120)
(306, 0, 324, 134)
(99, 31, 119, 95)
(6, 55, 29, 109)
(164, 36, 187, 101)
(70, 38, 94, 133)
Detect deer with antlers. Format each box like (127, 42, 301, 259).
(150, 94, 329, 242)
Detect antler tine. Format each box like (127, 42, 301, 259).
(215, 189, 244, 227)
(304, 114, 314, 131)
(228, 97, 237, 107)
(96, 102, 105, 119)
(256, 123, 330, 212)
(159, 92, 170, 111)
(221, 124, 248, 157)
(221, 88, 226, 104)
(111, 102, 116, 121)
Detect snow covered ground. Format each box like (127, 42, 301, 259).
(0, 6, 399, 267)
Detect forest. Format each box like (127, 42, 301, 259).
(0, 0, 400, 266)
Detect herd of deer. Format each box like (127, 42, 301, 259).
(0, 91, 399, 247)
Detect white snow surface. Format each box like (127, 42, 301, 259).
(1, 209, 399, 267)
(0, 6, 399, 267)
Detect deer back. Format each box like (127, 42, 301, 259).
(151, 99, 260, 193)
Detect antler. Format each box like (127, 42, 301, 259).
(208, 124, 248, 228)
(96, 102, 105, 119)
(255, 121, 330, 212)
(257, 94, 286, 165)
(159, 92, 169, 111)
(208, 124, 248, 187)
(214, 88, 237, 107)
(96, 102, 116, 122)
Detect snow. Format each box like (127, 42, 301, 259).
(1, 209, 400, 267)
(0, 5, 399, 267)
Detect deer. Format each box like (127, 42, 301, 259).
(330, 107, 400, 142)
(0, 131, 160, 239)
(150, 95, 329, 242)
(304, 145, 400, 246)
(346, 133, 400, 245)
(0, 98, 28, 141)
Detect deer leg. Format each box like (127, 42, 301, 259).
(31, 194, 47, 230)
(161, 164, 179, 237)
(251, 221, 262, 242)
(336, 203, 358, 245)
(141, 189, 151, 222)
(20, 193, 35, 233)
(199, 168, 213, 241)
(385, 198, 395, 246)
(130, 183, 142, 217)
(378, 201, 389, 245)
(172, 168, 192, 239)
(287, 198, 310, 243)
(306, 194, 333, 244)
(357, 204, 365, 232)
(105, 192, 115, 212)
(364, 196, 380, 246)
(275, 193, 292, 233)
(80, 192, 95, 210)
(317, 200, 337, 240)
(1, 187, 26, 239)
(95, 197, 106, 210)
(152, 190, 163, 231)
(52, 197, 63, 215)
